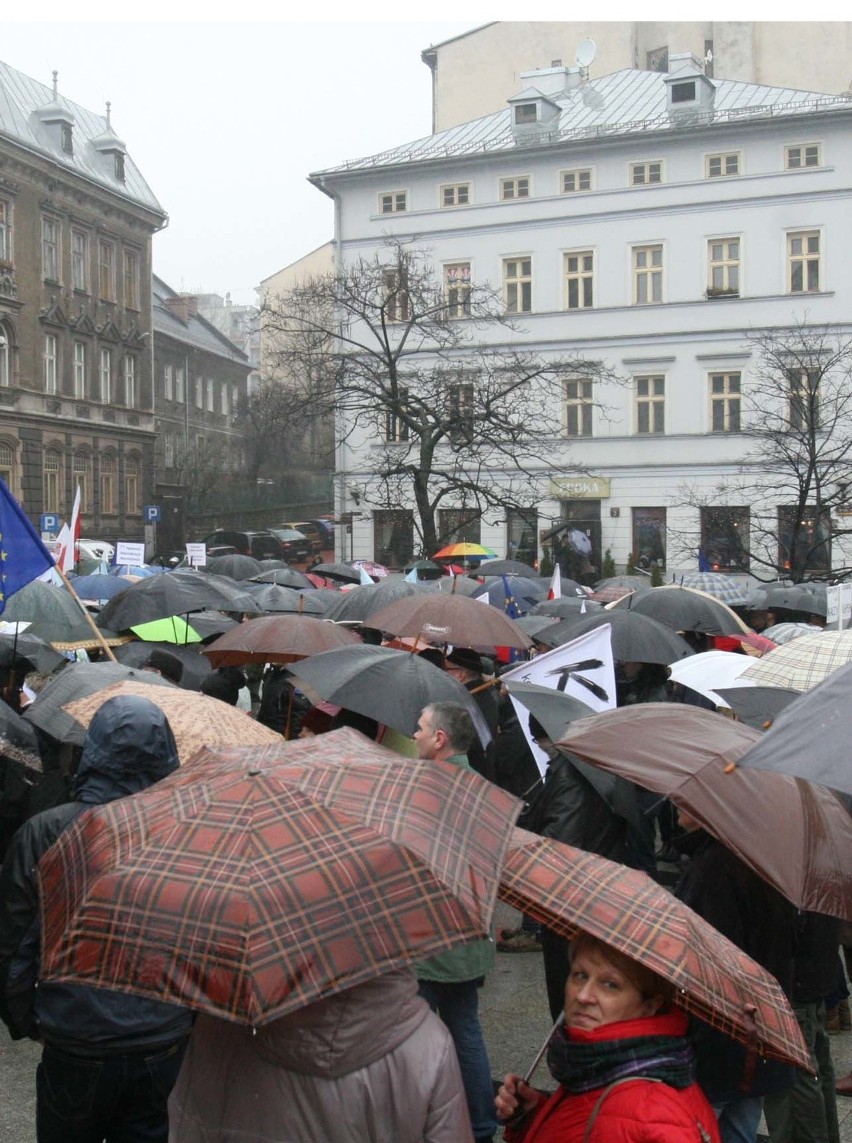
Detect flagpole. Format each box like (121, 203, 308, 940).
(52, 563, 118, 663)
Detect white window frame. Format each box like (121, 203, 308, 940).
(787, 230, 821, 294)
(635, 375, 665, 435)
(0, 323, 10, 388)
(563, 249, 595, 311)
(43, 450, 60, 513)
(444, 261, 472, 319)
(125, 456, 140, 515)
(42, 216, 60, 281)
(195, 377, 203, 408)
(163, 435, 175, 469)
(632, 244, 664, 305)
(99, 347, 112, 404)
(100, 454, 117, 514)
(705, 151, 741, 178)
(785, 143, 821, 170)
(629, 160, 664, 186)
(0, 198, 11, 264)
(72, 452, 90, 512)
(175, 367, 185, 404)
(206, 378, 214, 412)
(124, 354, 136, 408)
(220, 384, 229, 416)
(164, 363, 174, 402)
(43, 334, 58, 394)
(123, 249, 139, 309)
(378, 190, 407, 214)
(709, 371, 742, 433)
(500, 176, 531, 201)
(503, 256, 532, 314)
(382, 269, 409, 324)
(563, 377, 594, 437)
(707, 237, 741, 295)
(71, 229, 88, 292)
(98, 238, 115, 301)
(385, 385, 410, 443)
(440, 182, 471, 208)
(560, 168, 593, 194)
(73, 341, 86, 400)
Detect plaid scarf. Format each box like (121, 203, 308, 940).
(547, 1022, 696, 1094)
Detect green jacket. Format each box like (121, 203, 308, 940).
(414, 752, 496, 985)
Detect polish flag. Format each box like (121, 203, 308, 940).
(60, 485, 82, 572)
(547, 565, 561, 600)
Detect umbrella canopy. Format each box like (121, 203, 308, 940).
(1, 581, 122, 650)
(206, 554, 265, 581)
(535, 610, 694, 664)
(613, 584, 749, 636)
(0, 697, 42, 758)
(24, 661, 178, 745)
(113, 641, 214, 692)
(98, 570, 260, 631)
(130, 616, 201, 645)
(677, 573, 750, 606)
(432, 543, 497, 559)
(474, 559, 539, 578)
(429, 575, 481, 597)
(38, 728, 521, 1026)
(712, 686, 802, 731)
(499, 829, 809, 1071)
(350, 559, 390, 580)
(666, 650, 754, 707)
(288, 644, 492, 742)
(530, 596, 598, 619)
(250, 568, 315, 589)
(203, 615, 361, 667)
(0, 630, 65, 674)
(309, 562, 361, 584)
(761, 622, 816, 645)
(556, 704, 852, 920)
(402, 559, 445, 580)
(735, 660, 852, 795)
(68, 574, 128, 603)
(739, 629, 852, 691)
(109, 564, 166, 577)
(514, 615, 561, 641)
(322, 580, 433, 623)
(237, 583, 327, 615)
(765, 584, 828, 617)
(471, 576, 547, 614)
(365, 593, 532, 652)
(63, 679, 279, 766)
(594, 575, 652, 593)
(185, 611, 241, 642)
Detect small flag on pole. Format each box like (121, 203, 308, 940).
(58, 484, 82, 572)
(547, 565, 562, 600)
(0, 479, 56, 615)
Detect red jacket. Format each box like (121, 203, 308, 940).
(504, 1012, 720, 1143)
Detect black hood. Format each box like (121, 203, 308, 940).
(73, 694, 179, 805)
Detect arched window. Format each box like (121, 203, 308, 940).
(100, 454, 117, 514)
(0, 442, 13, 489)
(72, 451, 92, 512)
(43, 449, 61, 513)
(0, 322, 11, 388)
(125, 455, 140, 515)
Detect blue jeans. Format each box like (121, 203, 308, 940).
(418, 978, 497, 1141)
(37, 1039, 187, 1143)
(711, 1095, 763, 1143)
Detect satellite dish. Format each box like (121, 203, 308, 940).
(575, 39, 597, 69)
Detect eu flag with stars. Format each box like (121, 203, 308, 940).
(0, 479, 55, 614)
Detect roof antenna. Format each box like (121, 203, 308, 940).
(51, 70, 58, 98)
(105, 101, 112, 128)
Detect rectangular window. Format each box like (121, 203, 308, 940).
(175, 367, 185, 404)
(43, 334, 58, 394)
(123, 249, 139, 309)
(100, 455, 117, 514)
(706, 152, 740, 178)
(124, 354, 136, 408)
(71, 229, 88, 292)
(503, 256, 532, 313)
(785, 143, 821, 170)
(707, 238, 740, 295)
(206, 378, 214, 412)
(373, 509, 414, 568)
(633, 244, 663, 304)
(444, 262, 471, 318)
(195, 377, 203, 408)
(635, 375, 665, 434)
(788, 369, 820, 431)
(163, 435, 175, 469)
(0, 199, 11, 263)
(710, 372, 741, 432)
(220, 384, 229, 416)
(441, 183, 470, 208)
(788, 231, 820, 293)
(379, 190, 407, 214)
(43, 451, 60, 513)
(382, 269, 409, 323)
(42, 216, 60, 281)
(500, 176, 530, 201)
(564, 377, 593, 437)
(72, 453, 90, 512)
(438, 508, 481, 547)
(632, 507, 667, 571)
(164, 363, 174, 401)
(564, 250, 594, 310)
(448, 382, 475, 441)
(701, 506, 750, 571)
(514, 103, 538, 125)
(777, 505, 830, 575)
(385, 386, 410, 442)
(98, 239, 115, 301)
(507, 510, 537, 566)
(630, 161, 663, 186)
(73, 342, 86, 400)
(125, 458, 140, 515)
(231, 384, 238, 416)
(99, 348, 112, 404)
(560, 168, 592, 194)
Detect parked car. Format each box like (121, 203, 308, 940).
(201, 530, 283, 561)
(280, 521, 325, 556)
(267, 527, 312, 563)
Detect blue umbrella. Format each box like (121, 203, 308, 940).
(69, 575, 128, 602)
(109, 564, 166, 578)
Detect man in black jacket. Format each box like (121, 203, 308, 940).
(443, 647, 498, 782)
(0, 694, 192, 1143)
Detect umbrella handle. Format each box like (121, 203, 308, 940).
(523, 1015, 563, 1085)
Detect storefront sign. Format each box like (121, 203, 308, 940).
(549, 476, 611, 500)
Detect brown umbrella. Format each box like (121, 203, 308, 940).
(556, 704, 852, 921)
(202, 615, 361, 667)
(500, 828, 810, 1071)
(37, 728, 521, 1026)
(365, 593, 532, 651)
(63, 680, 281, 765)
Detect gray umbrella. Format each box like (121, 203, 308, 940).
(619, 586, 746, 636)
(712, 686, 802, 731)
(531, 596, 602, 619)
(237, 583, 327, 615)
(251, 568, 315, 589)
(98, 570, 260, 631)
(310, 562, 362, 584)
(765, 584, 828, 617)
(474, 559, 540, 578)
(323, 580, 432, 623)
(112, 641, 214, 691)
(535, 610, 694, 664)
(206, 554, 265, 581)
(736, 661, 852, 794)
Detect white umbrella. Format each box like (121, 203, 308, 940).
(667, 650, 754, 707)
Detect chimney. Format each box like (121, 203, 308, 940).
(164, 296, 191, 324)
(180, 294, 199, 317)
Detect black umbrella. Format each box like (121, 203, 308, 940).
(185, 611, 240, 642)
(323, 580, 432, 623)
(237, 583, 327, 615)
(736, 661, 852, 794)
(0, 699, 42, 757)
(256, 559, 290, 572)
(594, 576, 652, 593)
(514, 615, 561, 641)
(402, 559, 445, 580)
(531, 596, 602, 619)
(251, 568, 315, 589)
(0, 630, 65, 674)
(111, 641, 214, 692)
(712, 686, 802, 730)
(205, 554, 265, 581)
(471, 576, 547, 614)
(288, 644, 492, 743)
(24, 661, 178, 745)
(474, 559, 540, 578)
(430, 575, 481, 597)
(764, 584, 828, 617)
(1, 581, 118, 649)
(309, 562, 361, 585)
(97, 570, 260, 631)
(535, 610, 694, 664)
(615, 585, 747, 637)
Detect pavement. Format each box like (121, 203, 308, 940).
(1, 899, 851, 1140)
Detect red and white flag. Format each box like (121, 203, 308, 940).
(547, 565, 561, 600)
(59, 485, 82, 572)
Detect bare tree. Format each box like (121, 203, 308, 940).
(234, 379, 316, 490)
(260, 240, 622, 556)
(675, 320, 852, 581)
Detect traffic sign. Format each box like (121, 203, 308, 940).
(144, 505, 161, 523)
(40, 513, 60, 533)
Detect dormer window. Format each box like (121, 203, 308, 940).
(671, 81, 696, 104)
(114, 153, 125, 182)
(61, 123, 73, 154)
(514, 103, 538, 126)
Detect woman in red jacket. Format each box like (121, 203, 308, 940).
(495, 935, 720, 1142)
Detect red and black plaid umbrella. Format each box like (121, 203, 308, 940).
(500, 829, 810, 1071)
(38, 728, 521, 1027)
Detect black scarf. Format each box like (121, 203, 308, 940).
(547, 1022, 696, 1094)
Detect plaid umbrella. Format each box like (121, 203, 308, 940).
(678, 573, 750, 606)
(38, 728, 521, 1026)
(63, 679, 279, 766)
(203, 615, 361, 667)
(740, 629, 852, 691)
(499, 828, 810, 1070)
(557, 704, 852, 921)
(366, 593, 532, 651)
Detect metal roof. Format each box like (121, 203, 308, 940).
(153, 276, 250, 366)
(0, 60, 165, 220)
(314, 68, 852, 177)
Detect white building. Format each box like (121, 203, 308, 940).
(310, 53, 852, 577)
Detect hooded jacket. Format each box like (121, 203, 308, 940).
(168, 968, 473, 1143)
(0, 694, 192, 1051)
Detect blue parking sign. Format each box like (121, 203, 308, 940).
(40, 513, 60, 533)
(144, 505, 161, 523)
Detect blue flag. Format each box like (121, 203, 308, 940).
(0, 480, 56, 614)
(501, 574, 520, 620)
(697, 547, 711, 572)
